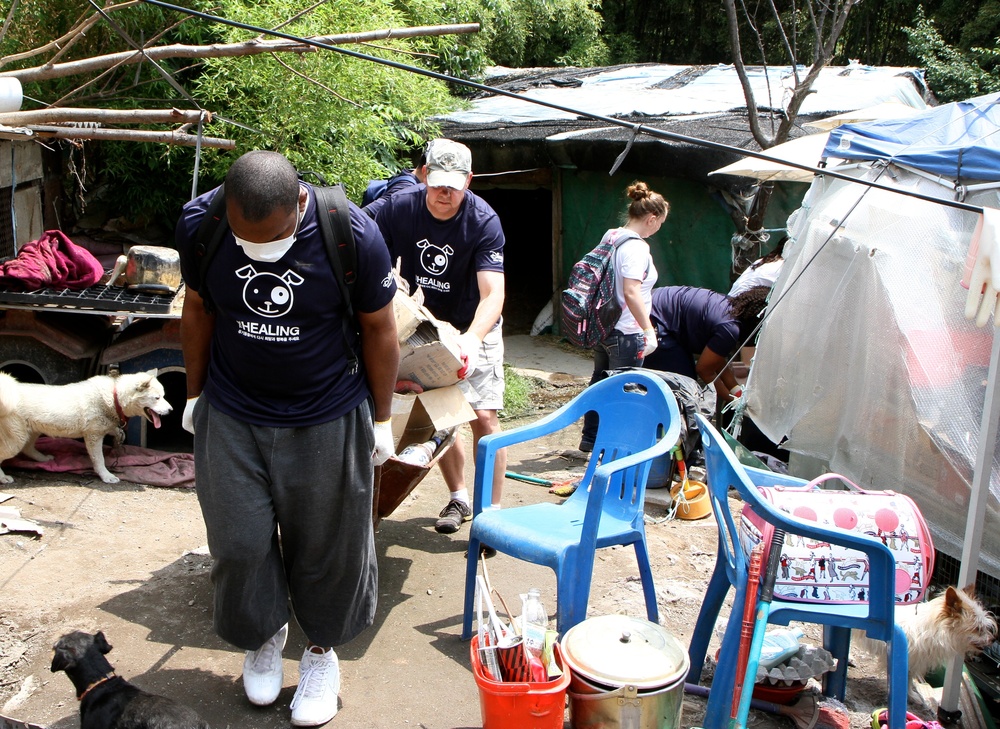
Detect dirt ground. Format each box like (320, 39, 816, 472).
(0, 371, 933, 729)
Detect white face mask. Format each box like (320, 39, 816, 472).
(234, 206, 301, 263)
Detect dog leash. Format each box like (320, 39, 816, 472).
(78, 671, 116, 702)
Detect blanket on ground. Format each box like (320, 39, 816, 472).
(3, 436, 194, 488)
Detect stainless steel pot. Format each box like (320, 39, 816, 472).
(560, 615, 689, 729)
(110, 245, 181, 293)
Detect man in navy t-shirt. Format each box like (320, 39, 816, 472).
(175, 151, 399, 726)
(374, 139, 507, 535)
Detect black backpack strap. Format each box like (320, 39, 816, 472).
(192, 184, 228, 314)
(313, 184, 360, 375)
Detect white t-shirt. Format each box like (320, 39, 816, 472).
(612, 231, 658, 334)
(729, 258, 783, 297)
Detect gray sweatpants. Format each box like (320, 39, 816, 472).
(193, 398, 377, 650)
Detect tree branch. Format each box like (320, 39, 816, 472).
(725, 0, 770, 148)
(0, 1, 140, 68)
(0, 0, 21, 47)
(27, 124, 234, 148)
(0, 23, 481, 84)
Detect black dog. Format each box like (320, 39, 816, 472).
(51, 631, 209, 729)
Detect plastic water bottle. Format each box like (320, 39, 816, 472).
(521, 588, 548, 664)
(759, 626, 805, 668)
(396, 431, 447, 466)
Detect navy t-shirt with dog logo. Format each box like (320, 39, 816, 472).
(175, 183, 396, 427)
(373, 185, 504, 332)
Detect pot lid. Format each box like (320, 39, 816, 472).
(560, 615, 689, 689)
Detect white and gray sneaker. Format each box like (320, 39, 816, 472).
(242, 623, 288, 706)
(290, 646, 340, 727)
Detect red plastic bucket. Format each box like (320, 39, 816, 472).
(470, 635, 571, 729)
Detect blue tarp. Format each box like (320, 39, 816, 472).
(825, 92, 1000, 182)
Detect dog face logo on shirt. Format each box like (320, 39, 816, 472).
(417, 239, 454, 276)
(236, 265, 304, 318)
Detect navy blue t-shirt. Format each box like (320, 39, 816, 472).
(374, 185, 504, 331)
(362, 170, 420, 217)
(175, 184, 396, 427)
(649, 286, 741, 357)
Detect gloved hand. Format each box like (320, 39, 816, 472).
(964, 208, 1000, 327)
(182, 396, 198, 435)
(730, 384, 745, 401)
(373, 419, 395, 466)
(640, 328, 658, 358)
(455, 332, 481, 379)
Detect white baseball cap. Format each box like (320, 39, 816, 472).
(425, 139, 472, 190)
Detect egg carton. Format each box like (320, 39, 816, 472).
(756, 644, 837, 684)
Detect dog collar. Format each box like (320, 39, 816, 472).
(78, 672, 116, 701)
(112, 385, 128, 426)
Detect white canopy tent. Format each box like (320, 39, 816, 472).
(743, 93, 1000, 714)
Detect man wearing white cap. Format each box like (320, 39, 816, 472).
(374, 138, 507, 534)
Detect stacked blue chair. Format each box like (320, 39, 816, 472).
(688, 414, 908, 729)
(460, 371, 682, 638)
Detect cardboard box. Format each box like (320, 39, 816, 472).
(392, 288, 425, 342)
(393, 287, 465, 390)
(397, 323, 464, 390)
(376, 284, 475, 527)
(375, 387, 474, 527)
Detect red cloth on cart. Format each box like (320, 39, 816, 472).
(0, 230, 104, 290)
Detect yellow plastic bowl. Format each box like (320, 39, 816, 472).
(676, 481, 711, 520)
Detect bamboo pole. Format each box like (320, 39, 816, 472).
(27, 125, 235, 149)
(0, 108, 211, 125)
(0, 23, 481, 84)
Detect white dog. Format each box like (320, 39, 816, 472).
(0, 370, 172, 484)
(858, 585, 997, 704)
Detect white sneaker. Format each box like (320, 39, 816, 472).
(290, 647, 340, 726)
(242, 623, 288, 706)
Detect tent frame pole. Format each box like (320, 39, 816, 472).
(940, 330, 1000, 713)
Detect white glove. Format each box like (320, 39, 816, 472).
(730, 384, 745, 401)
(964, 208, 1000, 327)
(641, 328, 658, 358)
(182, 396, 198, 434)
(373, 419, 395, 466)
(456, 332, 481, 379)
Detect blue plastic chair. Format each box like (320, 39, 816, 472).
(688, 414, 909, 729)
(460, 371, 682, 638)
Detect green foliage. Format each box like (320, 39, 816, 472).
(499, 364, 535, 420)
(904, 6, 1000, 101)
(477, 0, 608, 67)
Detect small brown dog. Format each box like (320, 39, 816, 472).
(51, 630, 209, 729)
(860, 585, 997, 703)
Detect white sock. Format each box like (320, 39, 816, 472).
(487, 503, 501, 510)
(451, 489, 470, 506)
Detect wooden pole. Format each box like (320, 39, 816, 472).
(0, 108, 211, 125)
(0, 23, 481, 84)
(27, 125, 235, 149)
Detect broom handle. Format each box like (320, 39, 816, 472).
(733, 528, 786, 729)
(731, 542, 764, 717)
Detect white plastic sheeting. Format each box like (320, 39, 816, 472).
(442, 64, 927, 125)
(747, 165, 1000, 578)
